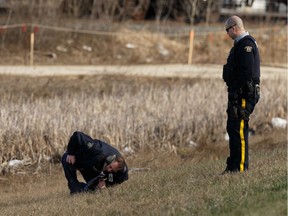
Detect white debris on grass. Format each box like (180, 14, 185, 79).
(272, 117, 287, 129)
(56, 45, 68, 52)
(8, 159, 24, 167)
(157, 44, 170, 56)
(82, 45, 92, 52)
(7, 158, 32, 168)
(188, 140, 197, 147)
(126, 43, 136, 49)
(123, 146, 134, 154)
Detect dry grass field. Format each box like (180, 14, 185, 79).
(0, 5, 287, 213)
(0, 18, 287, 216)
(0, 73, 286, 171)
(0, 70, 286, 215)
(0, 141, 286, 215)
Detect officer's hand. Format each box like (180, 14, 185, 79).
(97, 180, 106, 189)
(66, 155, 76, 165)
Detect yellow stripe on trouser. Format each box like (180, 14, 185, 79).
(239, 99, 246, 172)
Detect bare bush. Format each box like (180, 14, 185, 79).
(6, 0, 62, 21)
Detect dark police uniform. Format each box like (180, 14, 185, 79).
(61, 131, 128, 193)
(222, 34, 260, 172)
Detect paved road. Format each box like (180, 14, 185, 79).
(0, 64, 286, 79)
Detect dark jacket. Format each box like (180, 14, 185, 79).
(67, 131, 128, 185)
(223, 35, 260, 95)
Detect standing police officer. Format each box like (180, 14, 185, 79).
(222, 16, 260, 173)
(61, 131, 128, 194)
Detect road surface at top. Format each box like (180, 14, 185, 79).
(0, 64, 286, 80)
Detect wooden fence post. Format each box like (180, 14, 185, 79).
(30, 32, 34, 66)
(188, 30, 194, 65)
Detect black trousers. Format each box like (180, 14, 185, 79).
(61, 152, 100, 193)
(226, 97, 258, 172)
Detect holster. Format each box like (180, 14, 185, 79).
(244, 81, 260, 100)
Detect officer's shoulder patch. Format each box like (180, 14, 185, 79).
(86, 142, 93, 148)
(244, 46, 253, 52)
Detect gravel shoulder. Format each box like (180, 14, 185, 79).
(0, 64, 286, 79)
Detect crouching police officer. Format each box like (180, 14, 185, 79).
(222, 15, 260, 174)
(61, 131, 128, 194)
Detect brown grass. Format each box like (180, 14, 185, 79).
(0, 72, 286, 215)
(0, 74, 286, 174)
(0, 25, 286, 66)
(0, 133, 286, 215)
